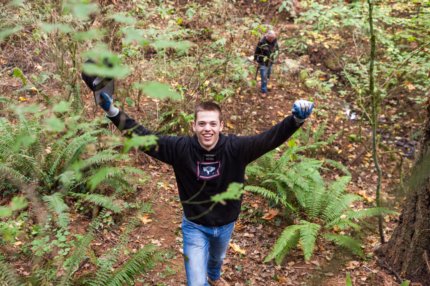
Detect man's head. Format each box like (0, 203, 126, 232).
(265, 30, 277, 43)
(192, 101, 224, 151)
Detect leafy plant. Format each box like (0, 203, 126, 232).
(245, 138, 393, 263)
(345, 272, 352, 286)
(0, 207, 160, 286)
(0, 101, 145, 202)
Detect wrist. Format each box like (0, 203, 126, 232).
(106, 106, 119, 117)
(293, 115, 305, 125)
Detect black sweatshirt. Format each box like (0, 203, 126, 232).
(254, 37, 279, 66)
(109, 111, 301, 226)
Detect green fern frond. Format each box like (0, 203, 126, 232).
(325, 216, 362, 231)
(324, 159, 351, 177)
(312, 122, 326, 143)
(48, 132, 99, 178)
(298, 221, 321, 261)
(43, 193, 70, 228)
(60, 209, 110, 286)
(323, 194, 362, 224)
(346, 207, 396, 220)
(106, 245, 159, 286)
(244, 185, 280, 204)
(90, 218, 142, 286)
(0, 254, 22, 286)
(0, 163, 29, 187)
(71, 193, 123, 213)
(303, 186, 326, 219)
(77, 151, 129, 171)
(87, 166, 145, 191)
(327, 176, 351, 198)
(324, 233, 364, 257)
(264, 225, 301, 264)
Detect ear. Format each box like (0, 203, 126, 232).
(220, 120, 224, 132)
(192, 121, 196, 133)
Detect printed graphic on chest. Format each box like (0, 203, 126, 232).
(197, 161, 221, 180)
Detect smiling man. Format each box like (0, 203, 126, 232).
(83, 72, 313, 286)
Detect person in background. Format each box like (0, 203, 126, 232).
(254, 30, 279, 98)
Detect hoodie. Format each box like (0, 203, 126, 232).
(109, 111, 301, 226)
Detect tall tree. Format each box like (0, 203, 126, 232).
(376, 99, 430, 284)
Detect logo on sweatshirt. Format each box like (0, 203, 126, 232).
(197, 161, 221, 180)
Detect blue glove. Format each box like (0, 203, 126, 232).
(292, 100, 314, 122)
(99, 92, 112, 112)
(99, 92, 119, 117)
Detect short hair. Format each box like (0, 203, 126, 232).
(266, 30, 276, 37)
(194, 101, 222, 121)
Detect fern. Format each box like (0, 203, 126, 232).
(248, 145, 389, 263)
(264, 225, 301, 264)
(43, 192, 70, 229)
(70, 193, 123, 213)
(327, 175, 352, 198)
(0, 163, 29, 187)
(106, 245, 159, 286)
(323, 193, 362, 224)
(87, 166, 145, 191)
(89, 217, 140, 286)
(324, 233, 364, 257)
(298, 221, 321, 261)
(346, 207, 395, 220)
(0, 254, 22, 286)
(48, 132, 99, 180)
(59, 208, 110, 286)
(244, 185, 281, 205)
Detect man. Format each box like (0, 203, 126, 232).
(254, 30, 279, 98)
(82, 73, 313, 286)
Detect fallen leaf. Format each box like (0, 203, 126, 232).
(139, 214, 152, 225)
(262, 208, 279, 220)
(230, 242, 246, 255)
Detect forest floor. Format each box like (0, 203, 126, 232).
(77, 50, 421, 285)
(1, 1, 427, 285)
(102, 75, 408, 286)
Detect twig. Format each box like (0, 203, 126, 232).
(423, 251, 430, 274)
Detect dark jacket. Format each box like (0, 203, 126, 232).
(254, 37, 279, 66)
(109, 112, 300, 226)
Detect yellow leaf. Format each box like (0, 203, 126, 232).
(226, 121, 234, 129)
(18, 97, 28, 102)
(358, 190, 374, 203)
(229, 242, 246, 255)
(138, 214, 152, 225)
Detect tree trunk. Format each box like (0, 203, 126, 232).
(376, 100, 430, 284)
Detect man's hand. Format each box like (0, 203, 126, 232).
(99, 92, 119, 117)
(292, 99, 314, 123)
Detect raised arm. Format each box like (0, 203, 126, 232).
(82, 71, 184, 165)
(234, 100, 314, 164)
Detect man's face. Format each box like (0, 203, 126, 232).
(266, 34, 276, 43)
(192, 110, 224, 151)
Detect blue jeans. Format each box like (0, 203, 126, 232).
(260, 64, 272, 93)
(182, 216, 235, 286)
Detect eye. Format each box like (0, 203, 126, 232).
(198, 122, 205, 127)
(210, 122, 217, 127)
